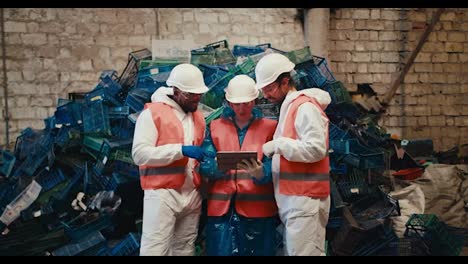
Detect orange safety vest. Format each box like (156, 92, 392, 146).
(208, 117, 278, 218)
(279, 95, 330, 198)
(139, 102, 206, 190)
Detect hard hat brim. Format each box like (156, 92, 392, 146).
(255, 60, 295, 90)
(188, 85, 209, 94)
(167, 79, 209, 94)
(225, 90, 259, 103)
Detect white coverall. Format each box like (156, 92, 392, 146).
(132, 87, 202, 256)
(270, 88, 331, 256)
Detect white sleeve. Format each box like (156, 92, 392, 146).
(131, 109, 184, 166)
(274, 102, 328, 163)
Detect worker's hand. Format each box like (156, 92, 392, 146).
(262, 141, 276, 157)
(182, 146, 213, 162)
(237, 158, 263, 180)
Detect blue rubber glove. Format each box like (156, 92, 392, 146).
(182, 145, 210, 161)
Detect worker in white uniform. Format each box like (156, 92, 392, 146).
(254, 53, 332, 256)
(132, 63, 212, 256)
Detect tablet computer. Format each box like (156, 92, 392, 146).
(216, 151, 257, 171)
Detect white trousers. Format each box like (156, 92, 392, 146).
(139, 188, 202, 256)
(276, 193, 330, 256)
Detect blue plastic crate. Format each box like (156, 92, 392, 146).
(324, 81, 352, 105)
(18, 147, 49, 176)
(108, 106, 130, 119)
(54, 101, 83, 127)
(232, 44, 265, 57)
(119, 49, 152, 91)
(113, 160, 139, 178)
(55, 166, 84, 201)
(55, 126, 81, 149)
(352, 228, 398, 256)
(109, 232, 141, 256)
(341, 153, 360, 167)
(14, 128, 44, 160)
(52, 231, 106, 256)
(124, 88, 152, 113)
(36, 168, 66, 192)
(347, 140, 385, 169)
(110, 118, 135, 140)
(93, 140, 112, 175)
(82, 100, 111, 136)
(91, 170, 118, 191)
(85, 86, 123, 107)
(329, 179, 346, 215)
(335, 169, 370, 201)
(296, 56, 336, 88)
(330, 160, 347, 175)
(237, 57, 256, 74)
(43, 116, 56, 130)
(64, 214, 114, 242)
(330, 139, 351, 155)
(329, 123, 350, 141)
(0, 150, 16, 178)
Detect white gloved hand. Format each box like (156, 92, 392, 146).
(237, 158, 263, 180)
(262, 140, 276, 157)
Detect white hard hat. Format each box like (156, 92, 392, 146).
(225, 75, 259, 103)
(166, 63, 208, 94)
(254, 53, 295, 90)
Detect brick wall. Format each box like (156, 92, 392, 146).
(0, 8, 304, 147)
(1, 8, 466, 152)
(329, 8, 468, 151)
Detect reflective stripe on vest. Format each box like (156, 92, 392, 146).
(207, 117, 278, 217)
(139, 166, 186, 176)
(279, 95, 331, 198)
(280, 172, 329, 181)
(139, 102, 205, 190)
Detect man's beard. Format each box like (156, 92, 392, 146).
(180, 102, 198, 113)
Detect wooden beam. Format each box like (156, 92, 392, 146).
(381, 8, 445, 107)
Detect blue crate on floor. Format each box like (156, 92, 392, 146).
(109, 232, 141, 256)
(64, 214, 114, 242)
(52, 231, 106, 256)
(352, 228, 398, 256)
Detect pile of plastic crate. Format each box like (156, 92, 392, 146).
(0, 40, 447, 256)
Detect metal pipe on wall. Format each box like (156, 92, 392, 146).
(0, 8, 10, 150)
